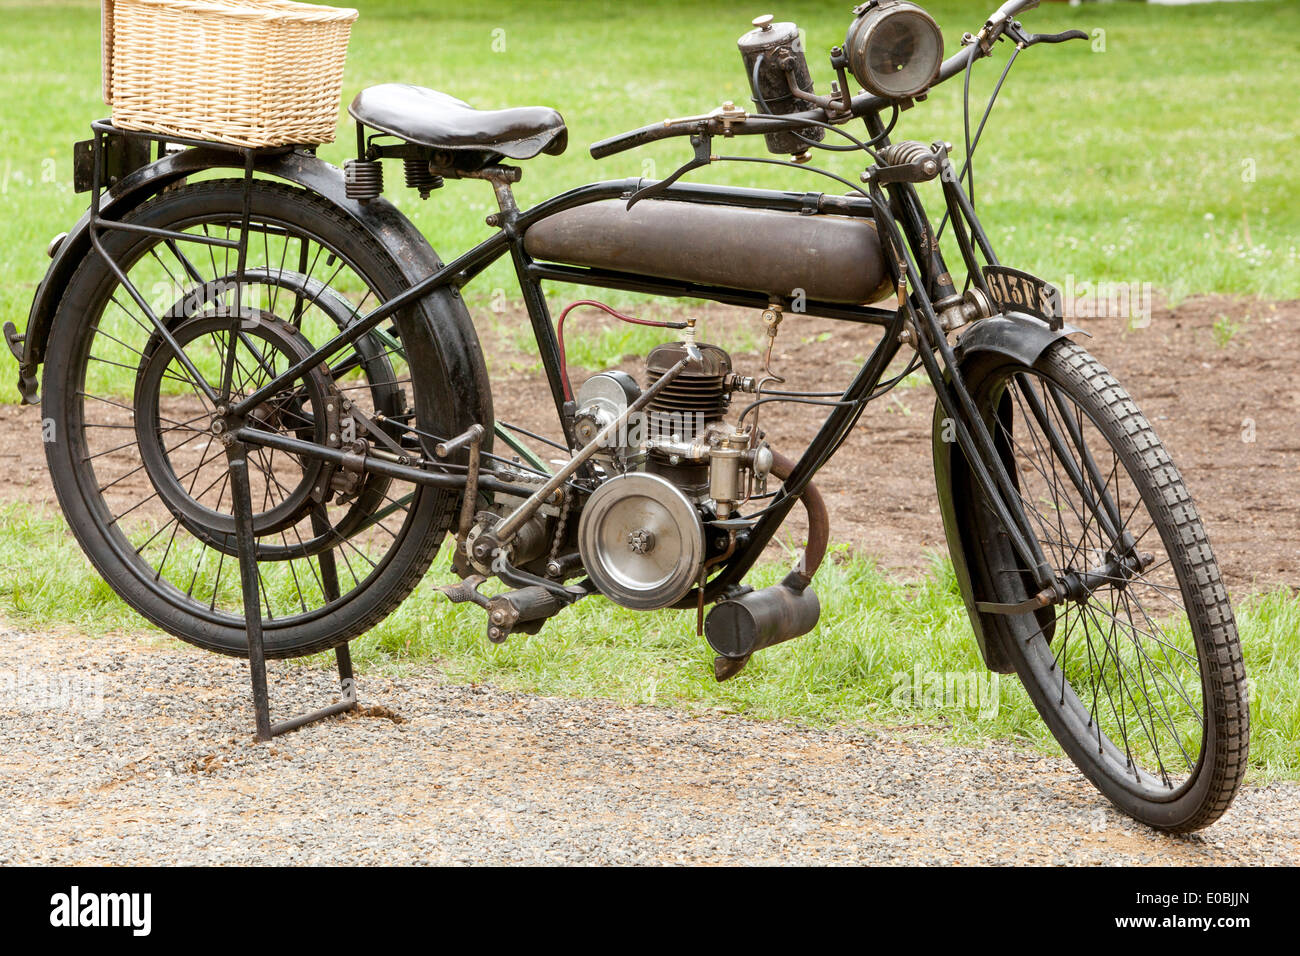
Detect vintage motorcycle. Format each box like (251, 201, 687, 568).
(7, 0, 1249, 831)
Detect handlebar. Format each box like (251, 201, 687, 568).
(588, 0, 1082, 161)
(590, 122, 683, 161)
(1019, 28, 1089, 46)
(590, 42, 979, 160)
(991, 0, 1040, 27)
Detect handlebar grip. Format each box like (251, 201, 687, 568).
(590, 123, 679, 160)
(1029, 29, 1089, 44)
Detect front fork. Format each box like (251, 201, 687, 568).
(865, 145, 1061, 595)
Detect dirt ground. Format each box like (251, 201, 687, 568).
(3, 625, 1294, 865)
(3, 293, 1297, 596)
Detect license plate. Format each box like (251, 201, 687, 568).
(982, 266, 1063, 329)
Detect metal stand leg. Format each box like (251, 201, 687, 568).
(228, 442, 359, 741)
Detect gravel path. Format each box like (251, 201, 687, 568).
(1, 625, 1295, 865)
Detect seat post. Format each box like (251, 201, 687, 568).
(490, 177, 519, 219)
(462, 165, 522, 227)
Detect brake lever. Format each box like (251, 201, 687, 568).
(1007, 23, 1089, 47)
(625, 131, 714, 209)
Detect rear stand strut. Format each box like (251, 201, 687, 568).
(228, 443, 358, 741)
(77, 122, 362, 740)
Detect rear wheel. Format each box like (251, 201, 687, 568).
(43, 180, 465, 658)
(954, 340, 1249, 831)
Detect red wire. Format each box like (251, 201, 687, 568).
(555, 299, 683, 402)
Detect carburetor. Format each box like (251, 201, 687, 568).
(640, 417, 773, 521)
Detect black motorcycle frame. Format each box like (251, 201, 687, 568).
(67, 95, 1070, 615)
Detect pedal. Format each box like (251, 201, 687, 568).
(434, 574, 490, 609)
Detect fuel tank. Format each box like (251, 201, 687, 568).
(522, 198, 893, 305)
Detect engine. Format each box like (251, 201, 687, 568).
(573, 324, 775, 611)
(446, 312, 824, 680)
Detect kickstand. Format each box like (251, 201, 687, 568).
(228, 442, 359, 742)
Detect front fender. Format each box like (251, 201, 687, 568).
(933, 314, 1084, 672)
(13, 148, 492, 440)
(953, 312, 1086, 367)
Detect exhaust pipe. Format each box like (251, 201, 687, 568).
(705, 450, 827, 681)
(704, 571, 820, 681)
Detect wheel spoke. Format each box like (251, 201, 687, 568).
(59, 199, 438, 637)
(971, 349, 1229, 805)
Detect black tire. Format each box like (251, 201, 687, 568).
(953, 340, 1249, 831)
(43, 180, 463, 659)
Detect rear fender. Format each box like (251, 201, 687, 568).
(13, 148, 492, 450)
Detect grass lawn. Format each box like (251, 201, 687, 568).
(1, 0, 1298, 370)
(3, 504, 1297, 780)
(0, 2, 1295, 775)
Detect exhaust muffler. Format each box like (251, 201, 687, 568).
(704, 572, 820, 681)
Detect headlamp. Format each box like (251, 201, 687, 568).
(844, 1, 944, 101)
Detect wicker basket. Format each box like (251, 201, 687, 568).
(102, 0, 359, 148)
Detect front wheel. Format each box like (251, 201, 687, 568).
(952, 340, 1249, 831)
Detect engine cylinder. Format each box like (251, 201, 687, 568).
(643, 341, 731, 440)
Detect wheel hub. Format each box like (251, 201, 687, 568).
(133, 310, 337, 543)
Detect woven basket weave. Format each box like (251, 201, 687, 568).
(103, 0, 358, 148)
